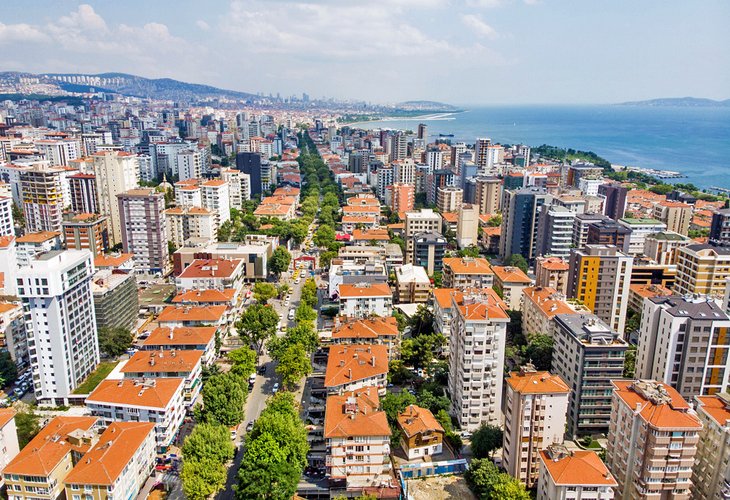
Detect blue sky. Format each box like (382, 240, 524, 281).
(1, 0, 728, 105)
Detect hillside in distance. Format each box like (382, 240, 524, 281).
(619, 97, 730, 107)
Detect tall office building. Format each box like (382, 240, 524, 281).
(20, 164, 66, 233)
(568, 245, 633, 335)
(117, 189, 168, 274)
(448, 290, 509, 431)
(17, 250, 99, 404)
(93, 151, 140, 245)
(503, 366, 570, 487)
(417, 123, 427, 140)
(552, 313, 627, 437)
(710, 208, 730, 247)
(674, 244, 730, 296)
(692, 394, 730, 500)
(606, 380, 701, 500)
(474, 176, 501, 215)
(500, 187, 552, 261)
(636, 295, 730, 400)
(536, 204, 576, 259)
(235, 152, 263, 196)
(597, 183, 627, 220)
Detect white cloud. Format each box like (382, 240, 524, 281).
(466, 0, 506, 7)
(461, 14, 498, 39)
(0, 22, 50, 43)
(196, 20, 210, 30)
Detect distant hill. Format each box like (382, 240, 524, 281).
(394, 100, 460, 112)
(619, 97, 730, 107)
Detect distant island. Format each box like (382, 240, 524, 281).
(618, 97, 730, 107)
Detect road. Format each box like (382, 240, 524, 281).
(216, 226, 317, 500)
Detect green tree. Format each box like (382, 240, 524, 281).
(277, 284, 290, 299)
(97, 326, 133, 358)
(408, 304, 435, 337)
(522, 334, 554, 371)
(470, 424, 503, 459)
(237, 304, 280, 354)
(0, 351, 18, 386)
(269, 246, 292, 275)
(624, 344, 637, 378)
(11, 203, 24, 228)
(382, 391, 417, 424)
(465, 459, 530, 500)
(387, 359, 413, 385)
(300, 278, 318, 308)
(506, 310, 526, 347)
(431, 271, 443, 287)
(228, 346, 257, 377)
(295, 303, 317, 324)
(181, 458, 227, 500)
(202, 372, 248, 426)
(15, 408, 40, 448)
(487, 214, 502, 227)
(505, 254, 529, 274)
(416, 389, 451, 415)
(318, 250, 337, 269)
(182, 422, 235, 464)
(313, 224, 336, 248)
(253, 282, 277, 304)
(400, 333, 445, 369)
(289, 222, 309, 245)
(625, 310, 641, 335)
(458, 245, 481, 258)
(275, 343, 312, 389)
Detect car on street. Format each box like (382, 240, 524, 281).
(248, 373, 256, 386)
(230, 428, 237, 441)
(246, 420, 255, 432)
(272, 383, 280, 394)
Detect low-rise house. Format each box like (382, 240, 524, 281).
(120, 349, 203, 405)
(350, 228, 390, 246)
(63, 422, 156, 500)
(492, 265, 532, 310)
(329, 317, 399, 360)
(341, 215, 378, 233)
(3, 416, 98, 500)
(442, 257, 494, 289)
(338, 283, 393, 319)
(396, 405, 444, 460)
(537, 444, 617, 500)
(393, 264, 430, 303)
(85, 378, 186, 452)
(324, 389, 391, 491)
(141, 326, 217, 365)
(324, 344, 388, 395)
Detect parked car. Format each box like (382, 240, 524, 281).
(248, 373, 256, 386)
(246, 420, 255, 432)
(272, 383, 280, 394)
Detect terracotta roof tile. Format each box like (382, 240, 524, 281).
(443, 257, 493, 275)
(331, 317, 398, 340)
(492, 265, 532, 284)
(142, 327, 216, 347)
(0, 407, 16, 429)
(397, 405, 443, 439)
(16, 231, 60, 243)
(178, 258, 241, 279)
(696, 395, 730, 427)
(157, 305, 226, 323)
(324, 389, 390, 438)
(121, 349, 203, 374)
(540, 449, 617, 486)
(339, 283, 391, 298)
(86, 378, 185, 409)
(324, 345, 388, 388)
(506, 370, 570, 394)
(172, 289, 236, 304)
(612, 380, 702, 429)
(523, 286, 577, 318)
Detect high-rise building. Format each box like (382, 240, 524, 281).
(710, 208, 730, 247)
(500, 187, 552, 261)
(436, 186, 463, 213)
(93, 151, 140, 245)
(618, 217, 667, 255)
(389, 132, 407, 162)
(393, 158, 416, 185)
(35, 139, 80, 167)
(474, 176, 501, 215)
(675, 244, 730, 296)
(177, 148, 204, 180)
(606, 380, 701, 500)
(404, 209, 442, 264)
(390, 182, 415, 214)
(62, 213, 110, 257)
(448, 290, 509, 431)
(643, 231, 691, 265)
(653, 201, 692, 236)
(221, 168, 251, 208)
(597, 183, 628, 220)
(636, 295, 730, 399)
(0, 196, 14, 236)
(17, 250, 99, 404)
(692, 394, 730, 500)
(20, 164, 66, 233)
(586, 219, 632, 249)
(68, 173, 97, 214)
(413, 232, 447, 275)
(235, 152, 263, 196)
(536, 204, 576, 259)
(118, 189, 168, 274)
(503, 366, 570, 487)
(456, 204, 479, 248)
(474, 137, 491, 169)
(568, 245, 633, 335)
(376, 165, 394, 201)
(417, 123, 427, 140)
(572, 213, 610, 250)
(551, 313, 627, 437)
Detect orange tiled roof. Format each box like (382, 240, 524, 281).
(324, 345, 388, 388)
(443, 257, 493, 275)
(696, 395, 730, 427)
(347, 196, 379, 207)
(523, 286, 577, 318)
(178, 258, 241, 279)
(273, 187, 300, 196)
(433, 288, 458, 309)
(505, 369, 570, 394)
(0, 407, 16, 429)
(157, 305, 227, 323)
(324, 389, 390, 438)
(260, 195, 297, 206)
(331, 317, 398, 340)
(172, 289, 236, 304)
(351, 228, 390, 241)
(0, 235, 15, 248)
(86, 378, 185, 409)
(339, 283, 391, 298)
(94, 253, 133, 268)
(539, 449, 617, 486)
(629, 283, 673, 299)
(121, 349, 203, 374)
(538, 257, 569, 271)
(201, 179, 227, 187)
(492, 265, 532, 284)
(612, 380, 702, 429)
(142, 327, 216, 347)
(254, 204, 292, 216)
(453, 289, 509, 320)
(64, 422, 155, 486)
(4, 416, 98, 476)
(397, 405, 444, 439)
(441, 211, 458, 223)
(343, 205, 380, 215)
(16, 231, 60, 243)
(341, 215, 377, 224)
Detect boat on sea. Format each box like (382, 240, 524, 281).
(439, 133, 454, 137)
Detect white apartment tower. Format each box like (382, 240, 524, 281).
(16, 250, 99, 404)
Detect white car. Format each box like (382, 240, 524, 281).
(272, 383, 280, 394)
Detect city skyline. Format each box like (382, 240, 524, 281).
(1, 0, 728, 105)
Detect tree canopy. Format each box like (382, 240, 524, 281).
(522, 334, 554, 371)
(465, 458, 530, 500)
(228, 346, 257, 377)
(97, 326, 133, 358)
(253, 282, 277, 304)
(470, 424, 503, 459)
(269, 246, 292, 275)
(236, 304, 280, 354)
(505, 254, 529, 274)
(201, 372, 248, 426)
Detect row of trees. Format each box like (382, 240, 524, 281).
(181, 423, 235, 499)
(235, 393, 309, 499)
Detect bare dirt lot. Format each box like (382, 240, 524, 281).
(406, 475, 476, 500)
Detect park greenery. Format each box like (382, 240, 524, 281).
(0, 351, 18, 387)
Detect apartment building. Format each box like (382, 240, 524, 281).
(324, 389, 391, 491)
(474, 176, 501, 215)
(568, 244, 633, 335)
(117, 189, 168, 274)
(572, 213, 610, 250)
(503, 366, 570, 487)
(86, 378, 186, 451)
(606, 380, 702, 500)
(597, 183, 628, 220)
(221, 168, 251, 208)
(537, 444, 617, 500)
(92, 270, 138, 331)
(456, 203, 480, 249)
(338, 283, 393, 319)
(653, 201, 692, 236)
(404, 209, 442, 264)
(500, 187, 552, 261)
(618, 217, 667, 255)
(3, 416, 98, 500)
(175, 258, 244, 294)
(436, 186, 463, 213)
(63, 422, 156, 500)
(521, 286, 579, 337)
(643, 231, 691, 266)
(674, 244, 730, 296)
(448, 290, 509, 431)
(397, 405, 444, 460)
(20, 163, 66, 233)
(172, 236, 277, 279)
(329, 317, 399, 360)
(636, 295, 730, 400)
(627, 283, 672, 314)
(0, 195, 13, 237)
(390, 182, 415, 213)
(15, 231, 62, 267)
(141, 326, 218, 365)
(156, 305, 228, 330)
(710, 208, 730, 247)
(536, 204, 576, 259)
(442, 257, 494, 289)
(62, 213, 110, 257)
(324, 344, 389, 395)
(534, 256, 570, 295)
(394, 264, 430, 303)
(327, 260, 388, 300)
(412, 232, 447, 275)
(121, 349, 203, 405)
(93, 151, 139, 245)
(165, 206, 216, 248)
(17, 250, 99, 404)
(552, 313, 627, 437)
(692, 394, 730, 499)
(0, 302, 28, 369)
(0, 409, 19, 487)
(492, 265, 532, 310)
(586, 219, 632, 249)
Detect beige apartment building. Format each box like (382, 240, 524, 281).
(404, 209, 442, 264)
(534, 256, 570, 295)
(442, 257, 494, 289)
(502, 366, 570, 487)
(492, 265, 532, 310)
(606, 380, 702, 500)
(393, 264, 430, 303)
(653, 200, 692, 236)
(537, 445, 617, 500)
(692, 394, 730, 499)
(474, 176, 501, 215)
(674, 243, 730, 297)
(521, 286, 579, 337)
